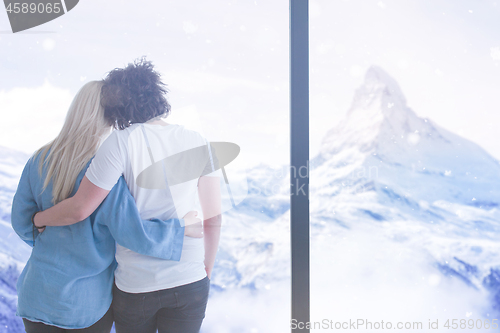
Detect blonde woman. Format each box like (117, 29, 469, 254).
(11, 80, 201, 333)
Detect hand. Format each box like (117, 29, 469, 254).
(205, 266, 212, 280)
(183, 211, 203, 238)
(33, 212, 45, 234)
(33, 212, 41, 228)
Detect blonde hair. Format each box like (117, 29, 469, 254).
(36, 81, 111, 204)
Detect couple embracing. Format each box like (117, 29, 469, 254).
(12, 58, 222, 333)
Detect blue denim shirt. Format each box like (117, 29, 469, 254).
(11, 153, 185, 329)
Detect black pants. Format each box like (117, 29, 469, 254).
(112, 277, 210, 333)
(23, 305, 113, 333)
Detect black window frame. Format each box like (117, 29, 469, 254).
(290, 1, 310, 332)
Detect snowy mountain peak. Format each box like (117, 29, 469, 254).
(348, 65, 407, 117)
(364, 66, 406, 103)
(320, 66, 449, 159)
(317, 65, 500, 207)
(321, 66, 418, 157)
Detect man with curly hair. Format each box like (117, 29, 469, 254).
(35, 58, 222, 333)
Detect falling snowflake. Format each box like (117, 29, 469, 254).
(42, 38, 55, 51)
(183, 21, 198, 34)
(407, 133, 420, 145)
(490, 47, 500, 61)
(428, 274, 441, 286)
(350, 65, 363, 77)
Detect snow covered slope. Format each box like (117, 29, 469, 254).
(0, 147, 31, 333)
(307, 66, 500, 324)
(207, 66, 500, 331)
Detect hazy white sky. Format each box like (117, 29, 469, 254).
(0, 0, 499, 167)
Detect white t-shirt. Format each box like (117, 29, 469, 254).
(86, 123, 220, 293)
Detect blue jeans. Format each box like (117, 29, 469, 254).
(112, 277, 210, 333)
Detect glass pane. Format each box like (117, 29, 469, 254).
(0, 2, 290, 331)
(310, 0, 500, 331)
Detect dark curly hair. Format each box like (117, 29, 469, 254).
(101, 58, 171, 130)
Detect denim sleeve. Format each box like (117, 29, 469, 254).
(11, 160, 39, 247)
(94, 176, 184, 261)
